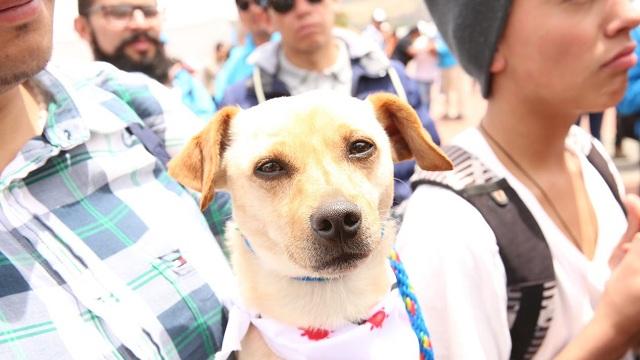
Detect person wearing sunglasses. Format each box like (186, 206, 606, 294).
(219, 0, 441, 206)
(213, 0, 277, 106)
(74, 0, 216, 120)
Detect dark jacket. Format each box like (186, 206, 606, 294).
(220, 29, 440, 204)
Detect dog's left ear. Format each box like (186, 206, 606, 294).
(368, 92, 453, 171)
(168, 106, 240, 210)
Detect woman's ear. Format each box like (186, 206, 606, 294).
(490, 46, 507, 74)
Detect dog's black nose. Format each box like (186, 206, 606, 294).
(310, 201, 362, 243)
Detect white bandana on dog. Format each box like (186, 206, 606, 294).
(216, 288, 419, 360)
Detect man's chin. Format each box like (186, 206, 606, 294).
(92, 41, 172, 84)
(122, 54, 153, 65)
(124, 48, 156, 63)
(0, 45, 51, 92)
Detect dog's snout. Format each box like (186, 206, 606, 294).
(310, 201, 362, 243)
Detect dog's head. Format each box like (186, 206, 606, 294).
(169, 91, 451, 277)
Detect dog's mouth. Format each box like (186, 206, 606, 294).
(312, 251, 370, 272)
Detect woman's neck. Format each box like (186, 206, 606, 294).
(481, 93, 580, 169)
(480, 93, 599, 258)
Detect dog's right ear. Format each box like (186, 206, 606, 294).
(368, 93, 452, 171)
(168, 106, 240, 211)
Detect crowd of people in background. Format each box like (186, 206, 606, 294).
(201, 4, 474, 124)
(64, 0, 640, 161)
(189, 3, 640, 161)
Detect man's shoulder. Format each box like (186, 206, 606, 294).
(42, 62, 151, 120)
(250, 41, 281, 75)
(45, 61, 201, 130)
(48, 61, 175, 107)
(219, 75, 255, 108)
(50, 61, 153, 88)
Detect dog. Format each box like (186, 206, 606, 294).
(168, 91, 452, 359)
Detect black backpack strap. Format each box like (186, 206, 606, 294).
(247, 66, 291, 104)
(586, 141, 627, 216)
(125, 122, 171, 167)
(462, 179, 555, 360)
(411, 145, 556, 360)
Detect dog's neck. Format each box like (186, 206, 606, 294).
(241, 237, 331, 283)
(227, 220, 396, 329)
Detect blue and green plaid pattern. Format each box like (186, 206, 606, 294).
(0, 63, 234, 359)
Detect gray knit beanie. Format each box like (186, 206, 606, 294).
(424, 0, 513, 98)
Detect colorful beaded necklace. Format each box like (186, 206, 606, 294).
(389, 249, 435, 360)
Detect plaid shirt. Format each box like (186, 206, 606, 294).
(0, 63, 236, 359)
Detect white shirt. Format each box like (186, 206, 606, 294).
(397, 127, 629, 359)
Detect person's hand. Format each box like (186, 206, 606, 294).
(609, 194, 640, 269)
(596, 195, 640, 346)
(556, 195, 640, 359)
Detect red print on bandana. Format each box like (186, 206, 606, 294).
(300, 327, 331, 341)
(367, 308, 389, 330)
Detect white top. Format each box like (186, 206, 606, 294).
(396, 127, 629, 360)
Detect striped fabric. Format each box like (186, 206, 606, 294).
(409, 145, 501, 191)
(0, 63, 236, 359)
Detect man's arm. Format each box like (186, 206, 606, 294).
(84, 62, 206, 157)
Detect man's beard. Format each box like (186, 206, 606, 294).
(90, 31, 174, 84)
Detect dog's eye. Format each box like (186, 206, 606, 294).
(348, 140, 375, 158)
(255, 160, 286, 178)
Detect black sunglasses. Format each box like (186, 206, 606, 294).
(268, 0, 323, 14)
(236, 0, 268, 11)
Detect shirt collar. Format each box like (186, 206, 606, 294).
(32, 67, 91, 150)
(278, 39, 352, 87)
(251, 28, 390, 78)
(0, 67, 91, 190)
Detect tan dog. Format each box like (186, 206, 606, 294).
(168, 91, 452, 358)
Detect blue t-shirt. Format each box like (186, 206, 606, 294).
(617, 27, 640, 117)
(172, 68, 216, 119)
(435, 37, 457, 69)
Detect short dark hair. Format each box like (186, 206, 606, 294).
(77, 0, 94, 16)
